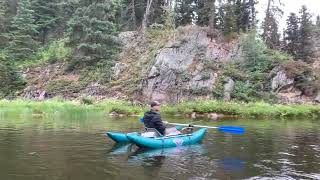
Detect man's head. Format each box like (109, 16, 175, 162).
(150, 101, 161, 112)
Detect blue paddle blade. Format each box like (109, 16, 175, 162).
(140, 117, 144, 123)
(220, 158, 245, 171)
(217, 126, 245, 135)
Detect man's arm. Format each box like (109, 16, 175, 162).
(152, 115, 166, 135)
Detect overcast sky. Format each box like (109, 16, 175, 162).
(256, 0, 320, 31)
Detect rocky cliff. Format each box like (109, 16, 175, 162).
(113, 26, 241, 103)
(21, 25, 320, 104)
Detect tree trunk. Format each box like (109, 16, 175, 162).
(208, 0, 216, 32)
(129, 0, 136, 29)
(263, 0, 272, 36)
(41, 28, 47, 45)
(141, 0, 153, 33)
(164, 0, 172, 8)
(208, 0, 216, 40)
(250, 0, 255, 29)
(266, 0, 271, 18)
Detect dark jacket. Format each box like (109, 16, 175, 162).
(143, 111, 166, 135)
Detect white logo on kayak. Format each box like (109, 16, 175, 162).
(173, 138, 184, 146)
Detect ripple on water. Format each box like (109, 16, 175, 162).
(290, 145, 299, 149)
(278, 152, 296, 157)
(277, 158, 303, 166)
(246, 176, 298, 180)
(309, 145, 320, 152)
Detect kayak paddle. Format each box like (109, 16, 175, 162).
(139, 117, 245, 135)
(166, 122, 245, 135)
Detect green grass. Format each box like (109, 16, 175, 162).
(97, 101, 147, 116)
(1, 99, 320, 119)
(162, 100, 320, 118)
(17, 39, 71, 69)
(0, 99, 100, 115)
(0, 99, 147, 117)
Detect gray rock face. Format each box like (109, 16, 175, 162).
(113, 63, 128, 79)
(118, 31, 139, 47)
(271, 70, 294, 92)
(223, 77, 235, 101)
(315, 91, 320, 103)
(142, 26, 240, 103)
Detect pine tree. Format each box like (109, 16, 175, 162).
(0, 0, 9, 48)
(175, 0, 195, 26)
(261, 4, 282, 49)
(235, 0, 243, 33)
(150, 0, 165, 25)
(6, 0, 38, 61)
(248, 0, 257, 30)
(215, 0, 257, 35)
(0, 55, 25, 98)
(223, 0, 237, 35)
(208, 0, 216, 38)
(261, 13, 280, 49)
(298, 5, 313, 62)
(216, 0, 257, 35)
(134, 0, 147, 27)
(121, 0, 164, 31)
(5, 0, 18, 16)
(316, 15, 320, 27)
(121, 0, 137, 30)
(195, 0, 209, 26)
(0, 0, 6, 32)
(32, 0, 60, 44)
(66, 0, 120, 76)
(54, 0, 79, 37)
(284, 13, 299, 58)
(280, 28, 286, 49)
(240, 0, 257, 32)
(141, 0, 153, 32)
(216, 6, 224, 30)
(162, 2, 175, 29)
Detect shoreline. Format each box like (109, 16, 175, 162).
(1, 99, 320, 119)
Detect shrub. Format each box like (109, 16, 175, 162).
(45, 80, 81, 94)
(80, 96, 95, 105)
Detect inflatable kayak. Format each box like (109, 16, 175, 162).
(106, 126, 184, 143)
(106, 132, 138, 143)
(126, 128, 207, 149)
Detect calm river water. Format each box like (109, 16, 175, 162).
(0, 110, 319, 180)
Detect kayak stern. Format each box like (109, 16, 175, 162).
(127, 128, 207, 149)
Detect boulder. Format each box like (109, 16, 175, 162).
(223, 77, 235, 101)
(271, 70, 294, 92)
(113, 63, 128, 79)
(315, 91, 320, 103)
(118, 31, 139, 46)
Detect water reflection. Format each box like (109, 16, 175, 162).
(219, 158, 245, 171)
(126, 144, 208, 179)
(130, 144, 205, 158)
(124, 144, 246, 179)
(109, 143, 133, 155)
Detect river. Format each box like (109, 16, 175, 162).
(0, 110, 319, 179)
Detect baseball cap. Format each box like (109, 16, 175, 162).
(150, 101, 161, 107)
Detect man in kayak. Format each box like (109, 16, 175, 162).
(143, 101, 181, 136)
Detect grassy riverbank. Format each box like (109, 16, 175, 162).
(161, 101, 320, 118)
(1, 99, 320, 118)
(0, 99, 146, 116)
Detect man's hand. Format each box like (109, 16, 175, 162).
(163, 121, 169, 124)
